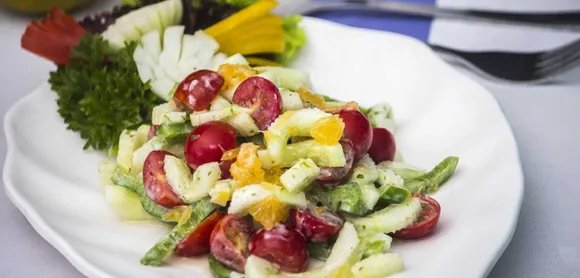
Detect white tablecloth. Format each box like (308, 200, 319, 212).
(1, 1, 579, 277)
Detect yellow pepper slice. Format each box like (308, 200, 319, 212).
(205, 0, 278, 38)
(214, 14, 283, 43)
(246, 57, 282, 67)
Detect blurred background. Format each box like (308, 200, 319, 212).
(0, 0, 579, 278)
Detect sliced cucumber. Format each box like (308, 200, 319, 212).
(164, 155, 193, 202)
(228, 184, 273, 216)
(104, 184, 155, 221)
(351, 253, 403, 278)
(376, 167, 404, 188)
(377, 161, 425, 181)
(282, 140, 346, 168)
(102, 0, 182, 50)
(225, 113, 260, 137)
(245, 255, 280, 278)
(280, 158, 320, 193)
(210, 95, 232, 111)
(152, 102, 187, 125)
(180, 162, 222, 203)
(111, 168, 169, 220)
(367, 102, 396, 133)
(156, 122, 193, 143)
(132, 136, 167, 172)
(117, 126, 150, 171)
(254, 67, 311, 91)
(360, 232, 392, 258)
(275, 189, 308, 208)
(348, 155, 379, 185)
(280, 88, 303, 111)
(359, 183, 380, 210)
(190, 105, 249, 126)
(350, 197, 421, 234)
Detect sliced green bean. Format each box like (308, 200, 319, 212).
(404, 156, 459, 194)
(140, 198, 216, 266)
(156, 122, 193, 143)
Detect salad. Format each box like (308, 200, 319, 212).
(20, 0, 459, 277)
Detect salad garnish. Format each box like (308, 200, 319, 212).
(21, 1, 461, 277)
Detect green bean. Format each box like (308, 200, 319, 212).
(404, 156, 459, 194)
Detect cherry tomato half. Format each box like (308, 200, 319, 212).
(289, 206, 344, 242)
(174, 70, 224, 111)
(392, 195, 441, 240)
(184, 122, 237, 169)
(210, 214, 254, 273)
(368, 127, 396, 163)
(175, 211, 225, 257)
(249, 224, 309, 273)
(338, 110, 373, 160)
(142, 150, 184, 208)
(232, 76, 282, 130)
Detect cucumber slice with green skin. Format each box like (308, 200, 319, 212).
(140, 198, 216, 266)
(359, 183, 380, 210)
(360, 232, 392, 258)
(350, 197, 421, 234)
(281, 140, 346, 168)
(225, 113, 260, 137)
(378, 186, 410, 205)
(111, 168, 170, 221)
(377, 161, 425, 181)
(275, 189, 308, 208)
(156, 122, 193, 143)
(272, 222, 359, 278)
(209, 254, 241, 278)
(348, 155, 379, 185)
(404, 156, 459, 194)
(104, 184, 156, 221)
(245, 255, 280, 278)
(308, 183, 368, 216)
(254, 67, 311, 91)
(351, 253, 403, 278)
(280, 158, 320, 193)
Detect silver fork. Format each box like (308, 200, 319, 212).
(277, 0, 580, 82)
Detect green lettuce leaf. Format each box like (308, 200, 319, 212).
(277, 15, 307, 65)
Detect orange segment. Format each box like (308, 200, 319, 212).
(248, 195, 289, 229)
(297, 86, 326, 109)
(221, 147, 240, 161)
(264, 167, 284, 185)
(310, 115, 345, 145)
(217, 64, 256, 91)
(230, 143, 265, 187)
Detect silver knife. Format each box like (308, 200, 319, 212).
(276, 0, 580, 33)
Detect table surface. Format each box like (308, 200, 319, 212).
(1, 1, 580, 278)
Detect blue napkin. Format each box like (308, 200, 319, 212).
(306, 0, 435, 42)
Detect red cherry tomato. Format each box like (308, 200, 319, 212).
(174, 70, 224, 111)
(338, 110, 373, 160)
(316, 140, 355, 187)
(368, 128, 396, 163)
(175, 211, 224, 257)
(289, 206, 344, 242)
(392, 195, 441, 240)
(249, 224, 309, 273)
(148, 125, 158, 140)
(219, 159, 235, 179)
(184, 122, 237, 169)
(210, 214, 254, 273)
(232, 76, 282, 130)
(142, 150, 184, 208)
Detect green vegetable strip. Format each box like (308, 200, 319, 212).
(379, 186, 410, 205)
(155, 122, 193, 143)
(404, 156, 459, 194)
(209, 254, 235, 278)
(309, 183, 369, 216)
(111, 168, 169, 220)
(141, 198, 217, 266)
(307, 242, 333, 261)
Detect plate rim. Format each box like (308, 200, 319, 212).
(2, 17, 524, 278)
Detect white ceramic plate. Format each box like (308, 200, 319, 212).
(3, 17, 523, 278)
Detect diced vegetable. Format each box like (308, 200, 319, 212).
(209, 254, 240, 278)
(163, 155, 193, 202)
(152, 103, 187, 125)
(190, 105, 250, 126)
(228, 184, 273, 215)
(350, 197, 421, 234)
(307, 241, 333, 261)
(209, 179, 235, 206)
(348, 155, 379, 185)
(102, 0, 183, 50)
(225, 113, 260, 136)
(255, 67, 310, 91)
(275, 189, 309, 208)
(117, 125, 150, 171)
(280, 88, 304, 111)
(111, 168, 170, 220)
(221, 53, 250, 66)
(104, 184, 155, 221)
(309, 183, 368, 216)
(280, 140, 346, 168)
(379, 186, 410, 205)
(155, 122, 193, 143)
(210, 96, 232, 111)
(186, 162, 222, 203)
(141, 198, 216, 266)
(351, 253, 403, 278)
(367, 102, 396, 133)
(359, 183, 380, 210)
(360, 232, 392, 258)
(245, 255, 280, 278)
(404, 156, 459, 194)
(376, 167, 404, 188)
(377, 161, 425, 181)
(280, 158, 320, 193)
(131, 136, 167, 172)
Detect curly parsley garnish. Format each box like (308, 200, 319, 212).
(49, 34, 162, 152)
